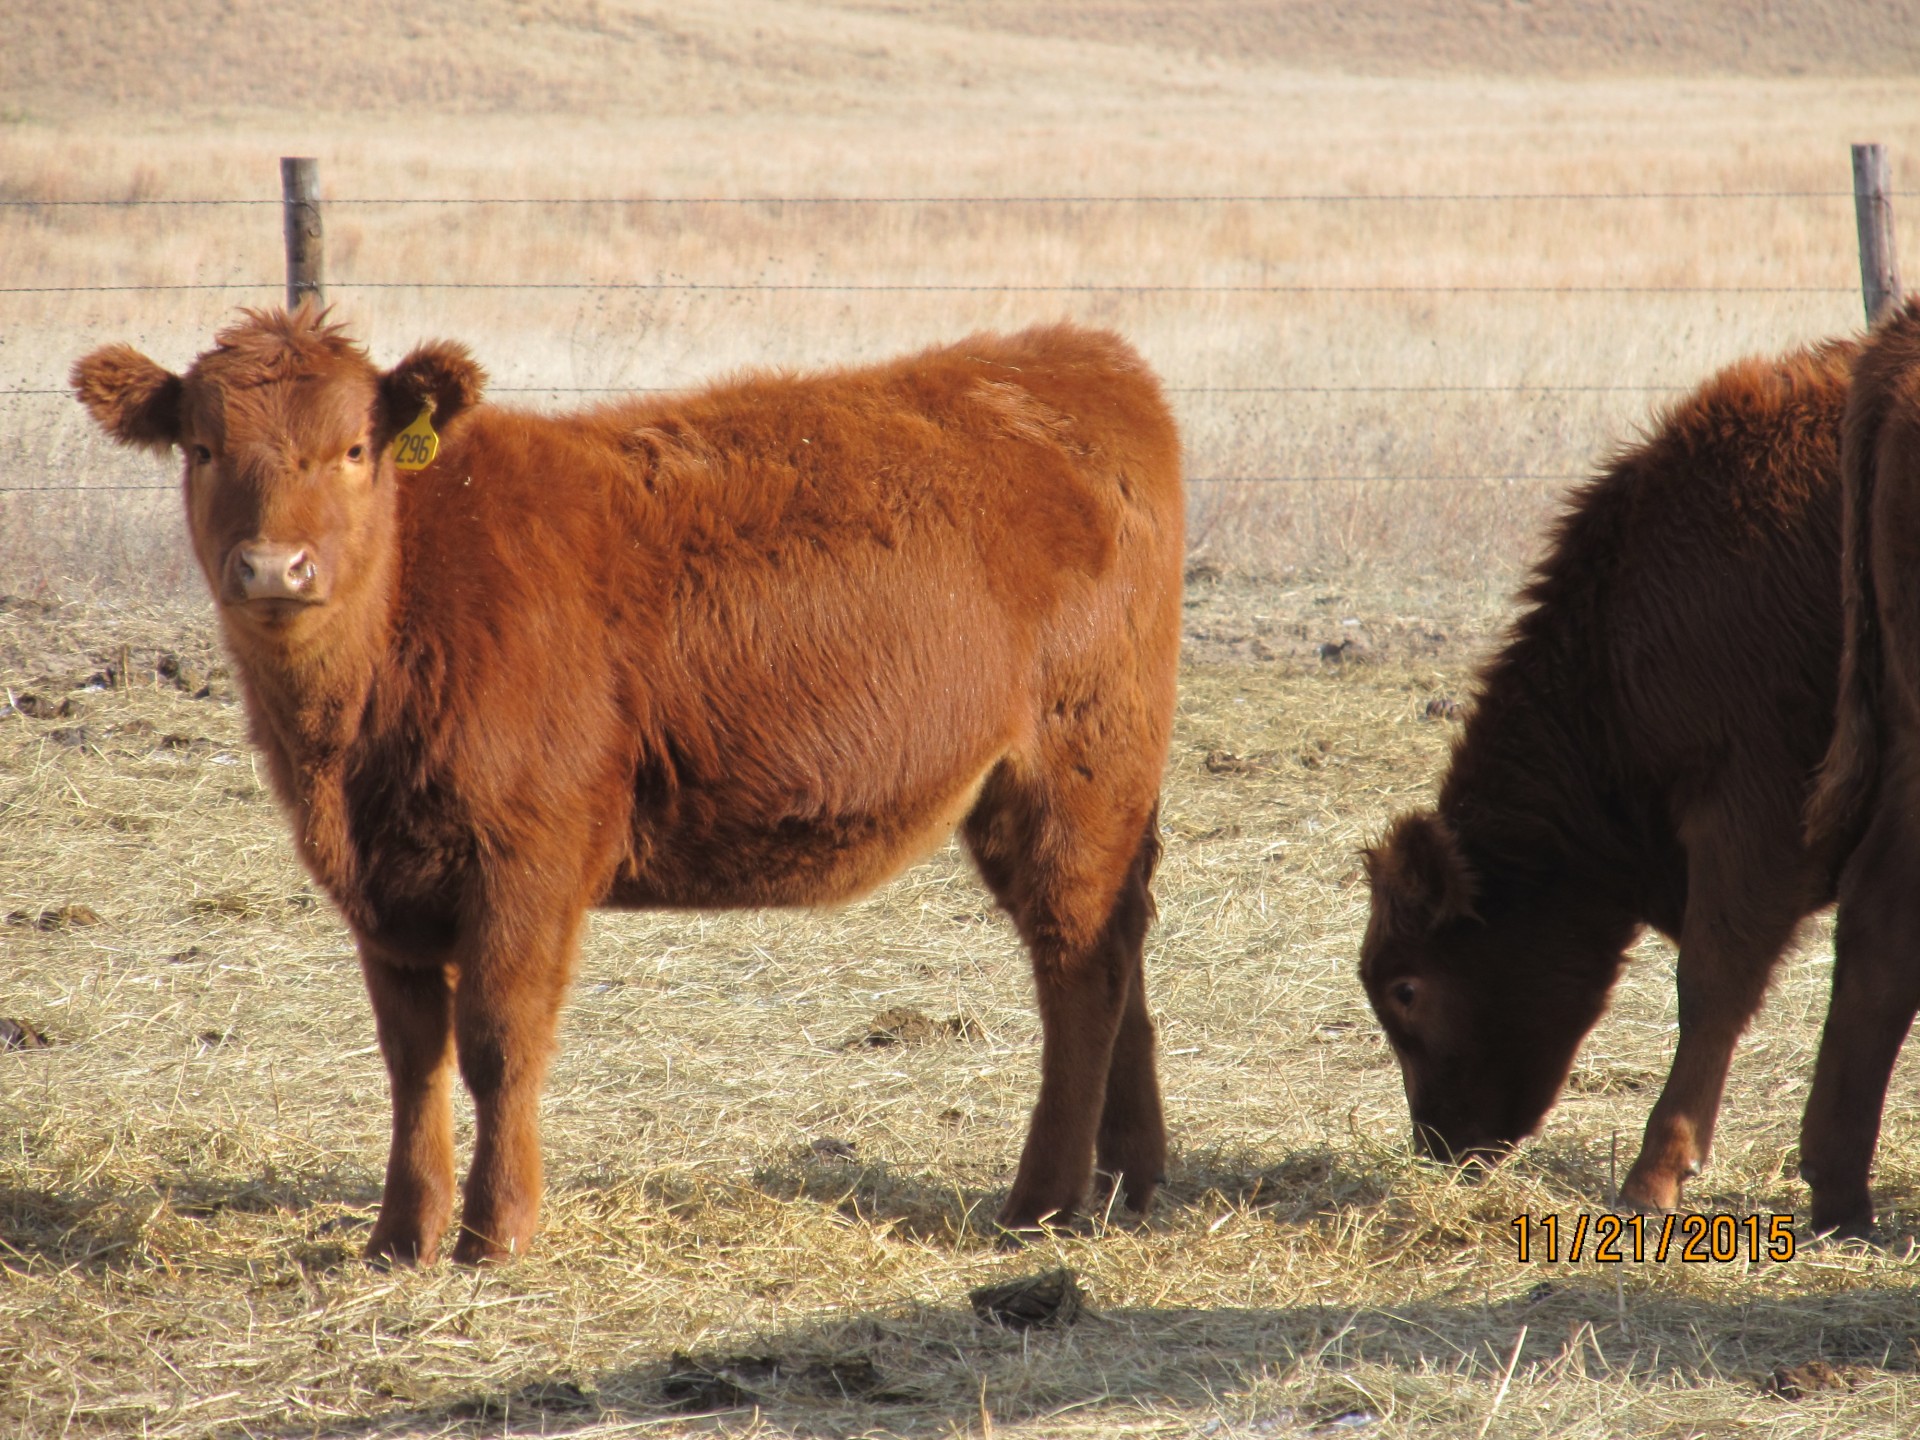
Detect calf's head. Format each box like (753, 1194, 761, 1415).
(1360, 812, 1624, 1164)
(72, 307, 483, 641)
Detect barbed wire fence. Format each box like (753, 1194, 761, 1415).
(0, 148, 1900, 511)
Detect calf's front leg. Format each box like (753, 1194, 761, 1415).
(1619, 823, 1801, 1212)
(449, 909, 580, 1264)
(360, 956, 457, 1265)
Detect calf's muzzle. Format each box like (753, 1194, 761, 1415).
(227, 542, 322, 605)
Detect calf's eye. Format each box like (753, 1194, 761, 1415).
(1392, 981, 1418, 1008)
(193, 444, 212, 464)
(347, 444, 366, 462)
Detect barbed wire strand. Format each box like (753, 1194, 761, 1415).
(0, 474, 1592, 494)
(0, 383, 1690, 397)
(0, 191, 1870, 208)
(0, 281, 1859, 295)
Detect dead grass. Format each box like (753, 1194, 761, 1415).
(4, 17, 1918, 595)
(5, 584, 1920, 1438)
(8, 6, 1920, 1434)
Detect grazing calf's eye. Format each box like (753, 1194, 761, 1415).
(346, 444, 366, 462)
(192, 444, 212, 465)
(1391, 980, 1418, 1009)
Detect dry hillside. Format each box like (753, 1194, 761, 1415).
(6, 0, 1920, 126)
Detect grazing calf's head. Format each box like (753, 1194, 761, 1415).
(1360, 812, 1621, 1165)
(72, 307, 484, 640)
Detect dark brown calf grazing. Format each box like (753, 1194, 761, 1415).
(1361, 340, 1854, 1210)
(73, 308, 1184, 1264)
(1802, 298, 1920, 1235)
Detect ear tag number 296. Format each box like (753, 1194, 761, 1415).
(392, 406, 440, 471)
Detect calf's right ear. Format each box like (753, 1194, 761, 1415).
(70, 345, 184, 453)
(1364, 811, 1477, 936)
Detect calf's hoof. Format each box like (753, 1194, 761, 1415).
(1804, 1168, 1875, 1241)
(450, 1224, 532, 1265)
(1089, 1166, 1165, 1221)
(363, 1229, 438, 1268)
(993, 1192, 1087, 1248)
(1807, 1200, 1876, 1243)
(992, 1215, 1095, 1251)
(1806, 1220, 1880, 1248)
(1613, 1173, 1682, 1216)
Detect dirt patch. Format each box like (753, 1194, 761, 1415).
(7, 693, 83, 720)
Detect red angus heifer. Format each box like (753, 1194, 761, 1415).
(73, 308, 1184, 1264)
(1802, 297, 1920, 1235)
(1361, 340, 1853, 1211)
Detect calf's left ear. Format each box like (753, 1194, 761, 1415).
(378, 341, 487, 437)
(1364, 811, 1478, 937)
(70, 345, 184, 453)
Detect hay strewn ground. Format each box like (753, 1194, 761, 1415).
(5, 581, 1920, 1438)
(8, 3, 1920, 1434)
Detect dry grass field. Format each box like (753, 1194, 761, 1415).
(7, 2, 1920, 1436)
(7, 585, 1920, 1438)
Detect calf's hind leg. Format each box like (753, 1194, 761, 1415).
(1094, 820, 1166, 1213)
(1801, 791, 1920, 1237)
(965, 783, 1166, 1230)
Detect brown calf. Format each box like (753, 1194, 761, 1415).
(73, 308, 1184, 1264)
(1802, 298, 1920, 1235)
(1361, 339, 1853, 1210)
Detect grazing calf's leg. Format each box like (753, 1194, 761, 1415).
(967, 779, 1166, 1231)
(449, 907, 582, 1265)
(1619, 809, 1805, 1212)
(1801, 790, 1920, 1236)
(361, 956, 457, 1265)
(1094, 819, 1166, 1214)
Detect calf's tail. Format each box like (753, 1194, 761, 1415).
(1806, 299, 1920, 879)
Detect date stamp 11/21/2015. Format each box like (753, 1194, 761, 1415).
(1510, 1213, 1796, 1264)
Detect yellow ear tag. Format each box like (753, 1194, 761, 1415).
(392, 406, 440, 471)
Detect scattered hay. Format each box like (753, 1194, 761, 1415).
(4, 590, 1919, 1437)
(186, 892, 261, 918)
(450, 1377, 600, 1421)
(970, 1267, 1085, 1330)
(1565, 1066, 1658, 1096)
(660, 1352, 899, 1411)
(6, 903, 101, 930)
(1761, 1361, 1874, 1400)
(845, 1005, 984, 1048)
(1204, 748, 1282, 777)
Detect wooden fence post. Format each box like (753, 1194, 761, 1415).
(1852, 143, 1901, 327)
(281, 157, 324, 311)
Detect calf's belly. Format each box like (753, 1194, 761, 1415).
(604, 759, 999, 911)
